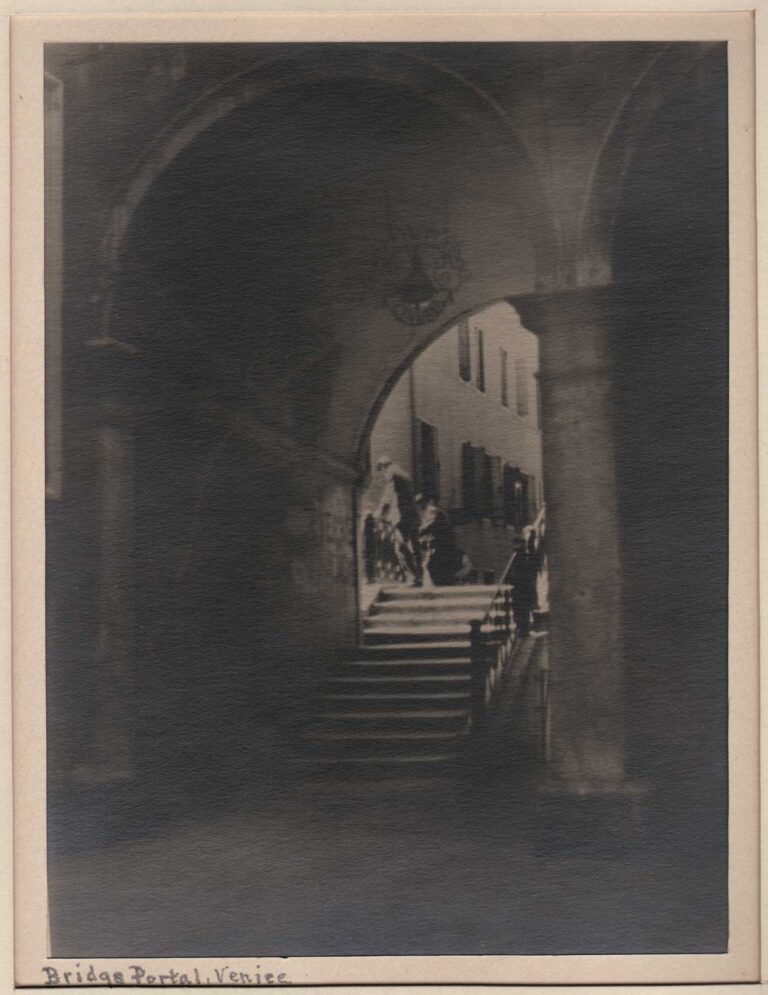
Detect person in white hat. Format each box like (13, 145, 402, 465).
(374, 456, 423, 586)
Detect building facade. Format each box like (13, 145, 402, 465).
(367, 302, 543, 581)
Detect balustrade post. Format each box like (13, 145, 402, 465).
(503, 584, 513, 641)
(362, 512, 376, 584)
(469, 618, 487, 729)
(537, 666, 552, 763)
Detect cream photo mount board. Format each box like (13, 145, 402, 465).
(7, 5, 761, 991)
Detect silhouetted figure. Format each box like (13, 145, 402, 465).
(362, 512, 377, 583)
(417, 495, 463, 586)
(509, 535, 538, 637)
(375, 457, 423, 586)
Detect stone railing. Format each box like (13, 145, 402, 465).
(360, 513, 408, 584)
(468, 505, 547, 732)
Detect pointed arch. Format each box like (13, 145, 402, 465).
(98, 46, 558, 330)
(577, 42, 720, 285)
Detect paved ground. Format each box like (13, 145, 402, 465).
(49, 763, 726, 958)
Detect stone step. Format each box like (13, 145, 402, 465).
(344, 656, 470, 668)
(364, 611, 484, 628)
(307, 729, 466, 758)
(325, 675, 470, 696)
(302, 753, 461, 769)
(360, 640, 473, 658)
(363, 626, 474, 643)
(312, 710, 468, 735)
(330, 662, 469, 680)
(320, 691, 471, 708)
(318, 708, 468, 719)
(370, 595, 492, 613)
(379, 584, 499, 601)
(314, 729, 461, 741)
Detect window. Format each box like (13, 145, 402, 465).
(480, 452, 494, 518)
(503, 465, 529, 529)
(516, 360, 529, 416)
(475, 329, 486, 392)
(416, 420, 440, 502)
(458, 320, 471, 382)
(461, 443, 476, 516)
(500, 348, 509, 407)
(535, 374, 542, 427)
(462, 443, 494, 520)
(490, 455, 503, 519)
(526, 474, 537, 516)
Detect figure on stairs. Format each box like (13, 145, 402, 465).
(416, 494, 464, 586)
(375, 456, 424, 587)
(509, 532, 539, 637)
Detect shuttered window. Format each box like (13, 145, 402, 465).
(417, 420, 440, 502)
(461, 442, 476, 515)
(457, 320, 471, 382)
(476, 329, 486, 392)
(516, 360, 529, 416)
(503, 465, 529, 529)
(500, 348, 509, 407)
(462, 443, 495, 520)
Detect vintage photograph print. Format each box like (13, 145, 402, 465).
(40, 35, 738, 961)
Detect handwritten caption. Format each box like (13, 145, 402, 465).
(41, 964, 291, 986)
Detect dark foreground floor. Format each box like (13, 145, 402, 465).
(49, 759, 727, 957)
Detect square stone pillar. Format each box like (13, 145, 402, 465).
(516, 287, 630, 795)
(71, 342, 140, 785)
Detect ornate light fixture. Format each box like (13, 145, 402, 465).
(375, 223, 470, 327)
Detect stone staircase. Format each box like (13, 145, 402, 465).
(302, 585, 498, 772)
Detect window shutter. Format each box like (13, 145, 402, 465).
(458, 321, 471, 382)
(516, 361, 529, 416)
(461, 442, 475, 516)
(476, 329, 486, 392)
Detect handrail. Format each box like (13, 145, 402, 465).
(469, 504, 547, 731)
(481, 503, 546, 626)
(361, 512, 408, 584)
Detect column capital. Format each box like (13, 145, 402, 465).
(510, 283, 622, 338)
(513, 285, 625, 382)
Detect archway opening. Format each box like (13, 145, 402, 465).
(359, 300, 545, 598)
(98, 52, 553, 797)
(301, 300, 553, 777)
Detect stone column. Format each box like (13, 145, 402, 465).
(73, 340, 140, 784)
(515, 287, 629, 795)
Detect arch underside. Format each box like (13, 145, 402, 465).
(112, 53, 563, 472)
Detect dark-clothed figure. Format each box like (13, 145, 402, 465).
(417, 495, 463, 586)
(375, 457, 423, 586)
(509, 534, 539, 636)
(362, 512, 377, 584)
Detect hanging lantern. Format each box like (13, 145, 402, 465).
(375, 223, 470, 327)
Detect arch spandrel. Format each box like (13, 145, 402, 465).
(577, 42, 722, 287)
(94, 42, 724, 470)
(104, 48, 557, 472)
(101, 47, 558, 282)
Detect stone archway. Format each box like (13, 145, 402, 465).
(97, 47, 559, 337)
(78, 39, 728, 804)
(85, 49, 560, 788)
